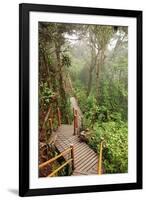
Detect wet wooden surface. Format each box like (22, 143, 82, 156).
(55, 124, 98, 175)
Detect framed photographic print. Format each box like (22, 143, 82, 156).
(19, 3, 142, 196)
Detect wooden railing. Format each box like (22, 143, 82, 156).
(73, 108, 78, 135)
(40, 106, 62, 145)
(98, 141, 103, 175)
(39, 144, 75, 177)
(41, 107, 61, 133)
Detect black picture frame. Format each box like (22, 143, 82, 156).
(19, 3, 143, 197)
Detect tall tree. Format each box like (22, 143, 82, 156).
(93, 25, 114, 103)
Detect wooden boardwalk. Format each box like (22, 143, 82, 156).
(55, 124, 98, 175)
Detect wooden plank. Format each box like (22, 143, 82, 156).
(53, 124, 99, 176)
(56, 138, 70, 147)
(76, 158, 96, 171)
(75, 150, 92, 160)
(75, 150, 95, 165)
(75, 154, 97, 170)
(72, 170, 88, 176)
(56, 141, 68, 149)
(87, 164, 97, 173)
(58, 142, 70, 149)
(75, 145, 93, 154)
(80, 158, 97, 172)
(75, 147, 93, 157)
(74, 144, 88, 152)
(76, 154, 96, 165)
(81, 156, 97, 169)
(55, 143, 71, 161)
(67, 137, 79, 143)
(55, 144, 68, 154)
(74, 144, 87, 151)
(55, 144, 65, 152)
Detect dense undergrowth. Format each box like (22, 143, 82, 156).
(75, 85, 128, 173)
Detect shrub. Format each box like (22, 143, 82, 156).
(88, 121, 128, 173)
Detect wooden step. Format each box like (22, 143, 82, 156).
(54, 124, 98, 175)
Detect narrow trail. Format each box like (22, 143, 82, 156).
(55, 124, 98, 175)
(54, 96, 98, 176)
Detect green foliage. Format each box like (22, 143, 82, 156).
(69, 58, 85, 82)
(58, 96, 73, 124)
(39, 82, 55, 108)
(57, 164, 72, 176)
(74, 87, 128, 173)
(74, 84, 87, 112)
(61, 54, 71, 67)
(93, 25, 114, 49)
(88, 121, 128, 173)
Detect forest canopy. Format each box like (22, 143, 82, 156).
(39, 22, 128, 174)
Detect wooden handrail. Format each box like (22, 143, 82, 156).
(48, 158, 73, 177)
(41, 106, 62, 134)
(74, 109, 78, 127)
(73, 109, 78, 135)
(39, 147, 72, 169)
(39, 144, 75, 177)
(98, 141, 103, 175)
(73, 114, 77, 135)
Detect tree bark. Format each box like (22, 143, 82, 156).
(55, 44, 68, 123)
(96, 50, 105, 103)
(87, 44, 98, 97)
(87, 68, 93, 97)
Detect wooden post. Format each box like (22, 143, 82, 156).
(70, 144, 75, 170)
(98, 141, 103, 175)
(74, 109, 78, 135)
(75, 110, 78, 128)
(73, 114, 77, 135)
(73, 108, 79, 135)
(48, 118, 53, 134)
(73, 107, 75, 135)
(57, 107, 61, 127)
